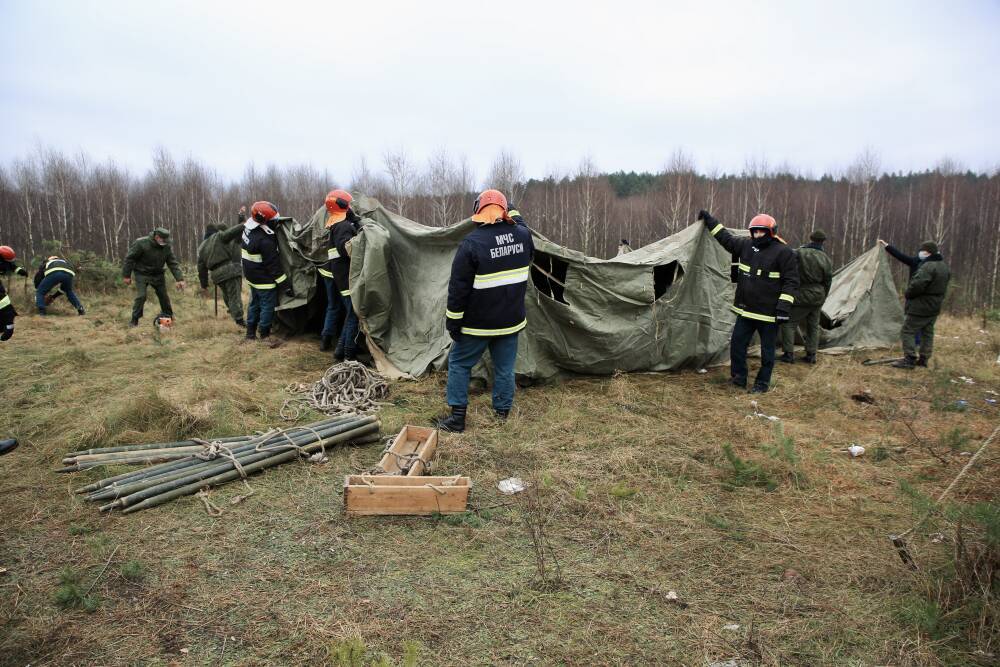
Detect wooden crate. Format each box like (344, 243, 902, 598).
(343, 475, 471, 516)
(375, 425, 437, 476)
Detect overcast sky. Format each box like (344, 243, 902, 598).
(2, 0, 998, 184)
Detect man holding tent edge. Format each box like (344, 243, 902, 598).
(698, 210, 799, 393)
(241, 201, 289, 343)
(886, 240, 951, 369)
(197, 207, 246, 328)
(436, 190, 534, 433)
(326, 190, 362, 361)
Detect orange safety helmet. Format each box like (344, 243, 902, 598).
(748, 213, 778, 236)
(471, 189, 509, 224)
(324, 189, 353, 227)
(251, 201, 280, 224)
(0, 245, 15, 262)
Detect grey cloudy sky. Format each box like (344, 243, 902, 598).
(2, 0, 998, 183)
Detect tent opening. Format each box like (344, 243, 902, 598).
(531, 252, 570, 305)
(653, 261, 684, 299)
(820, 313, 843, 330)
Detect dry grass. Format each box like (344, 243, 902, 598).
(1, 286, 998, 666)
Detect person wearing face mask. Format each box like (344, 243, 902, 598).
(697, 209, 800, 393)
(122, 227, 186, 327)
(885, 241, 951, 369)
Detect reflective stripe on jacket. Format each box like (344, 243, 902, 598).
(705, 219, 800, 323)
(240, 222, 287, 290)
(447, 220, 534, 336)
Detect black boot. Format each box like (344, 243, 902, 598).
(802, 353, 816, 364)
(38, 307, 47, 316)
(77, 307, 86, 316)
(750, 384, 769, 394)
(320, 335, 333, 352)
(333, 340, 345, 361)
(434, 406, 467, 433)
(258, 326, 270, 340)
(777, 352, 794, 364)
(495, 409, 510, 422)
(129, 318, 139, 328)
(235, 318, 246, 327)
(891, 355, 916, 369)
(0, 438, 18, 456)
(245, 324, 257, 341)
(915, 355, 928, 367)
(730, 377, 747, 390)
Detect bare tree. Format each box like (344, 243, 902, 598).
(382, 147, 416, 215)
(487, 150, 526, 205)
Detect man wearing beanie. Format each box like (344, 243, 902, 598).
(779, 229, 833, 364)
(889, 240, 951, 368)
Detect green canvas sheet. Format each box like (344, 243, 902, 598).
(273, 194, 903, 379)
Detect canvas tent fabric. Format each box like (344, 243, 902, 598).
(818, 244, 904, 349)
(272, 194, 903, 380)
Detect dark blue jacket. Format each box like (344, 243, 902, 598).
(240, 222, 287, 290)
(447, 220, 534, 337)
(328, 215, 360, 296)
(34, 257, 75, 287)
(703, 218, 799, 322)
(885, 244, 921, 278)
(0, 278, 15, 330)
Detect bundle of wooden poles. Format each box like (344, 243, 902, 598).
(64, 415, 380, 514)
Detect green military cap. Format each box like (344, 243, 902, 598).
(152, 227, 171, 239)
(809, 230, 827, 243)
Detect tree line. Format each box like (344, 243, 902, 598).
(1, 146, 997, 310)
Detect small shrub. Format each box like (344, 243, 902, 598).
(762, 423, 807, 488)
(610, 482, 638, 500)
(54, 567, 100, 613)
(721, 444, 777, 491)
(120, 559, 145, 582)
(939, 427, 971, 452)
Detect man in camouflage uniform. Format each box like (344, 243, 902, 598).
(779, 229, 833, 364)
(122, 227, 186, 327)
(891, 241, 951, 369)
(197, 208, 246, 327)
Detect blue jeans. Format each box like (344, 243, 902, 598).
(36, 272, 83, 311)
(321, 277, 343, 338)
(730, 315, 778, 389)
(338, 294, 359, 355)
(247, 287, 277, 331)
(445, 333, 519, 411)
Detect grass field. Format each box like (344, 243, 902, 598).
(1, 283, 998, 666)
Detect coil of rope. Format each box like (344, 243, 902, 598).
(281, 361, 389, 420)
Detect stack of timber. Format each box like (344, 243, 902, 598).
(344, 425, 471, 516)
(69, 415, 380, 514)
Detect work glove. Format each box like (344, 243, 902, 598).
(697, 210, 718, 227)
(446, 319, 462, 342)
(15, 266, 27, 277)
(1, 325, 13, 341)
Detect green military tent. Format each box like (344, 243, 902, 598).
(272, 194, 903, 379)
